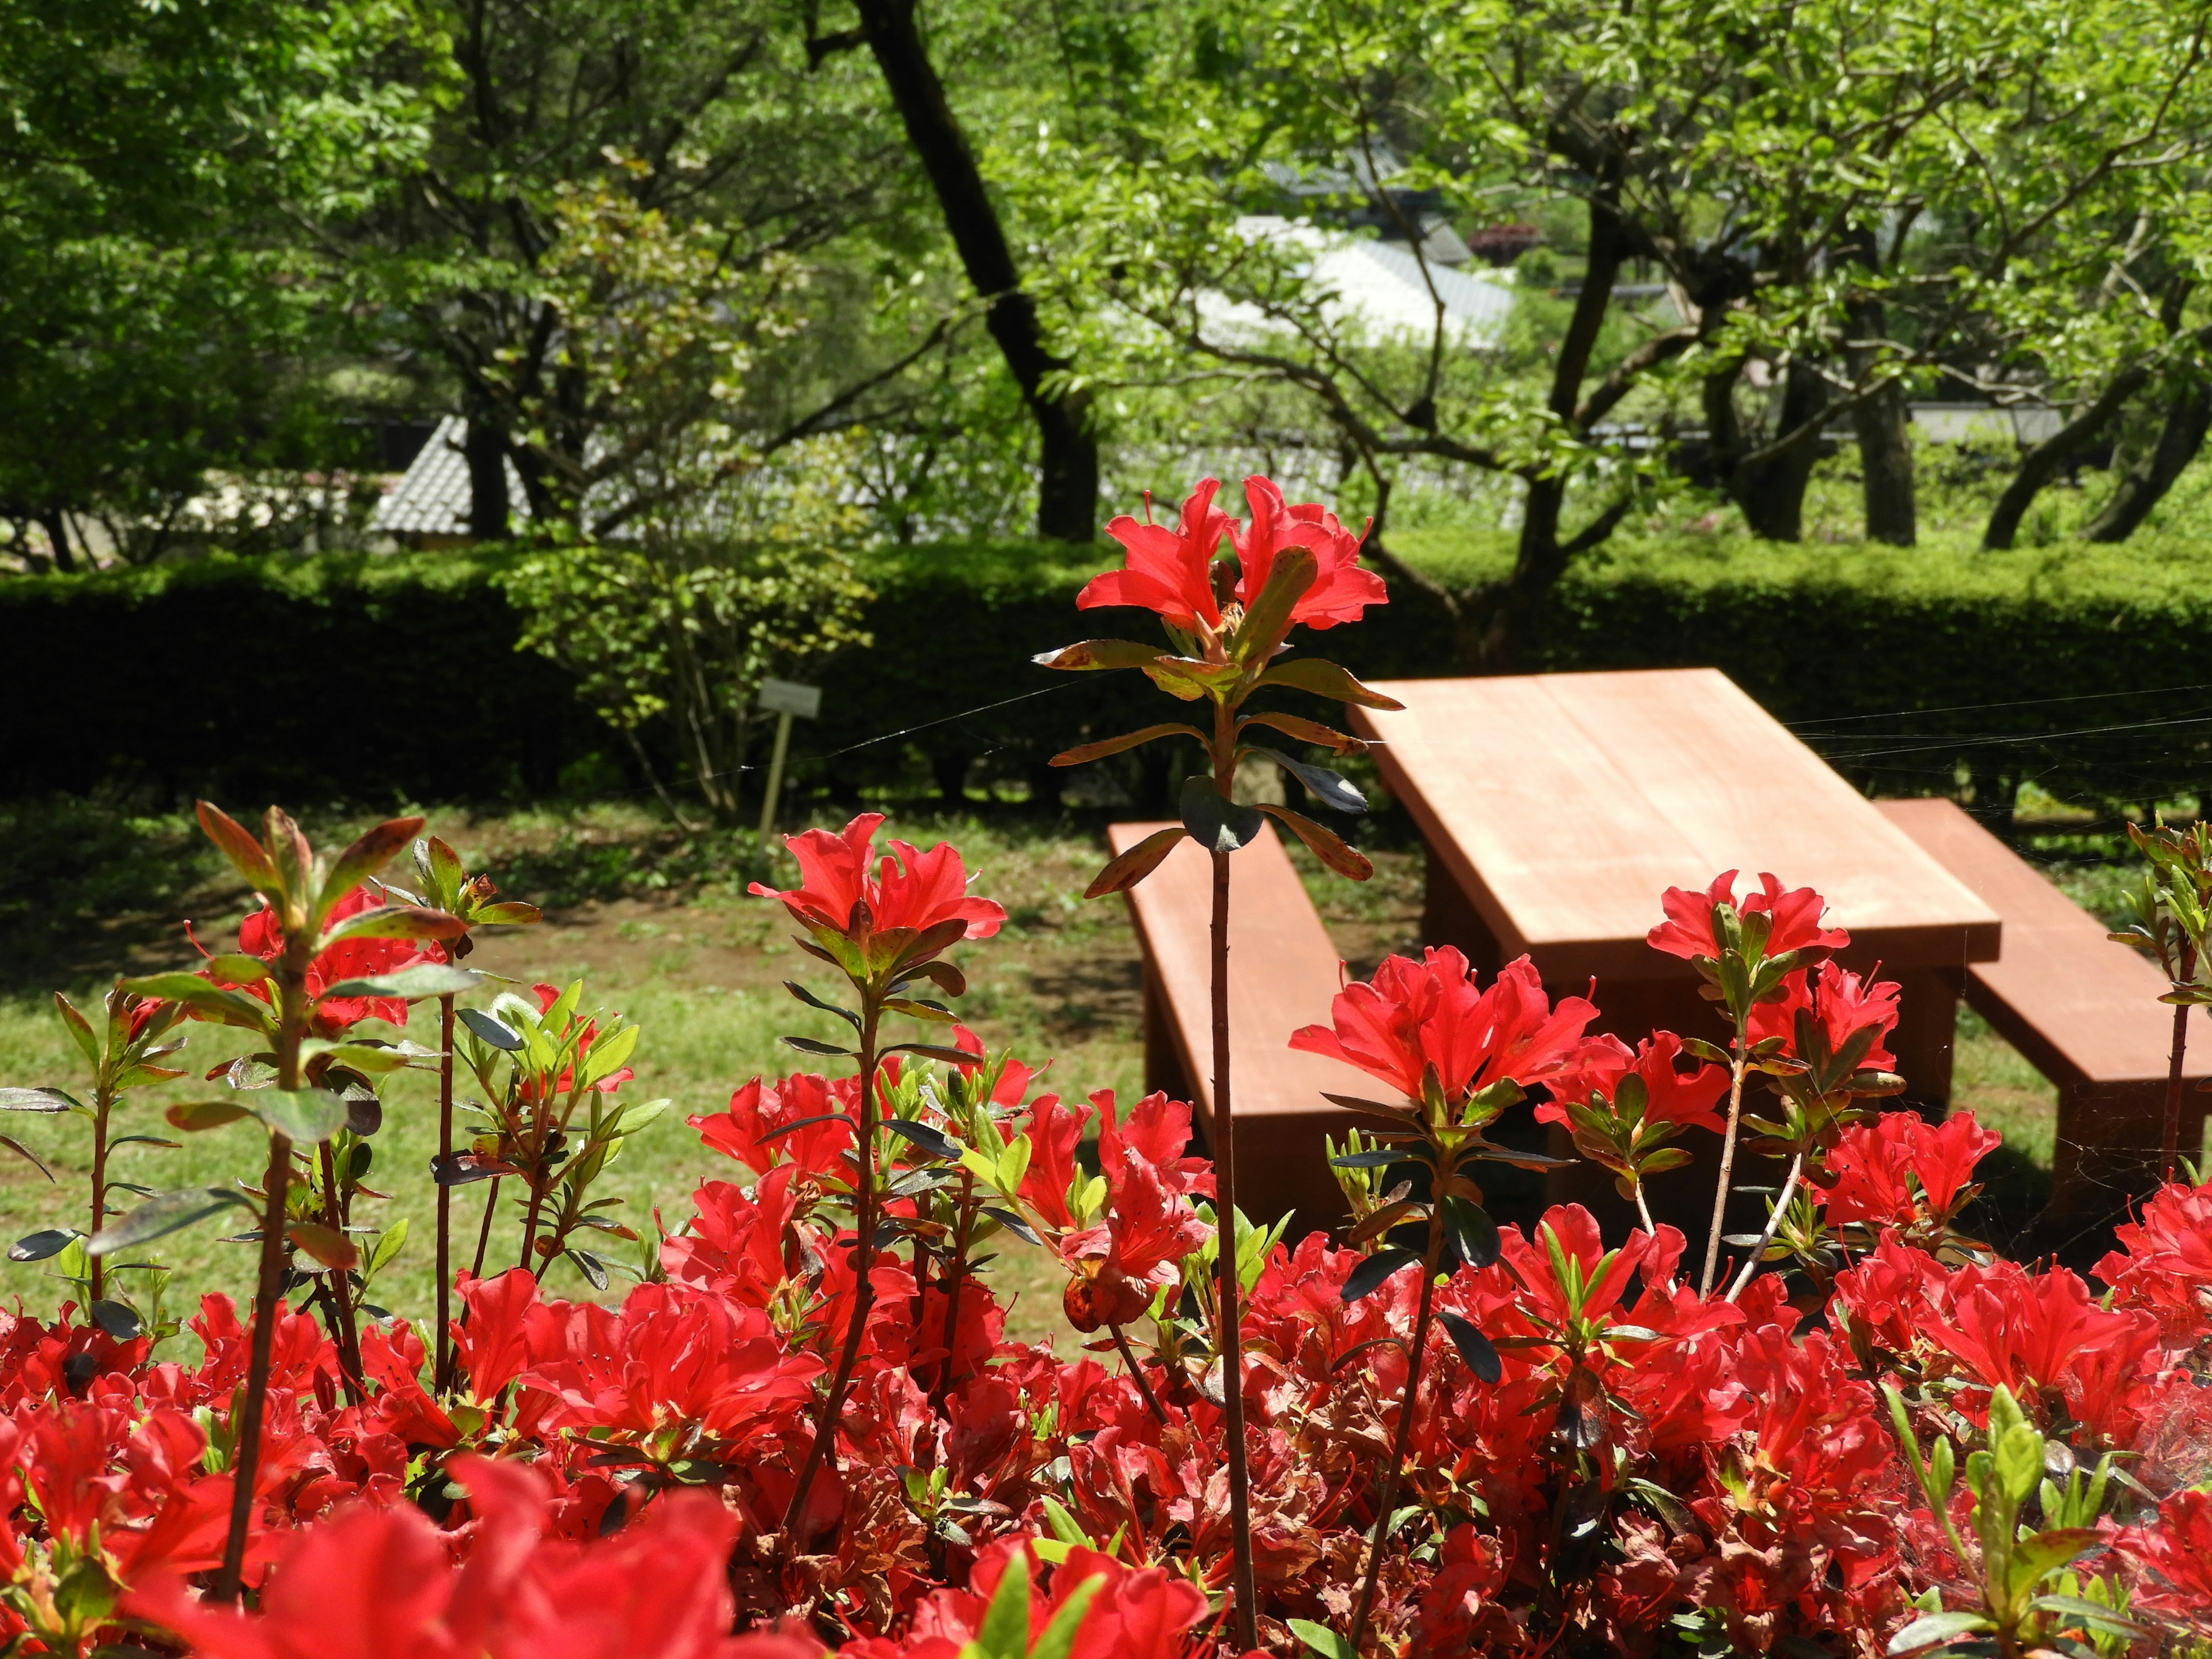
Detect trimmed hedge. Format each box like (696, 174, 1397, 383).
(8, 532, 2209, 812)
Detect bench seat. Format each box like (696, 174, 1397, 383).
(1108, 821, 1374, 1233)
(1876, 798, 2209, 1224)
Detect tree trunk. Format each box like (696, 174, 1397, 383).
(1733, 359, 1830, 541)
(1982, 368, 2152, 550)
(37, 512, 76, 574)
(852, 0, 1097, 541)
(1844, 229, 1916, 547)
(2086, 381, 2212, 542)
(463, 407, 512, 543)
(1496, 184, 1626, 670)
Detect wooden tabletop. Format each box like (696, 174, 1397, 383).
(1347, 669, 2002, 982)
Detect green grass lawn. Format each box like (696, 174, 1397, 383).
(0, 797, 2148, 1351)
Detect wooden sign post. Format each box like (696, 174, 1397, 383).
(755, 677, 823, 838)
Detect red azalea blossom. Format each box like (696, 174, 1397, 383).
(1536, 1029, 1730, 1133)
(1289, 948, 1601, 1103)
(216, 886, 447, 1036)
(2093, 1177, 2212, 1341)
(1747, 961, 1902, 1070)
(1077, 478, 1236, 631)
(1822, 1110, 1999, 1227)
(749, 813, 1005, 944)
(1229, 475, 1387, 631)
(1646, 870, 1850, 963)
(1056, 1090, 1212, 1331)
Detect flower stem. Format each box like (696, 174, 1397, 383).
(782, 999, 883, 1540)
(1109, 1322, 1169, 1426)
(1209, 805, 1260, 1646)
(88, 1084, 113, 1305)
(316, 1140, 365, 1406)
(1631, 1179, 1656, 1240)
(1698, 1042, 1751, 1297)
(2163, 941, 2195, 1180)
(930, 1172, 975, 1411)
(1725, 1150, 1805, 1303)
(435, 993, 455, 1393)
(215, 930, 310, 1603)
(1348, 1222, 1441, 1655)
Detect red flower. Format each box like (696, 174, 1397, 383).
(1923, 1260, 2143, 1398)
(1229, 476, 1387, 632)
(1536, 1029, 1729, 1134)
(1289, 949, 1600, 1104)
(1823, 1110, 1998, 1227)
(1058, 1091, 1211, 1331)
(217, 887, 447, 1036)
(2116, 1487, 2212, 1618)
(1077, 479, 1234, 631)
(1747, 962, 1900, 1071)
(749, 813, 1005, 948)
(1646, 870, 1849, 964)
(2093, 1177, 2212, 1343)
(692, 1072, 857, 1179)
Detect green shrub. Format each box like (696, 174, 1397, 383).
(5, 532, 2205, 815)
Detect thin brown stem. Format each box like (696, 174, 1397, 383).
(1726, 1151, 1806, 1304)
(930, 1172, 975, 1410)
(1209, 783, 1260, 1643)
(435, 994, 455, 1393)
(782, 1001, 883, 1539)
(1631, 1180, 1656, 1239)
(88, 1088, 112, 1304)
(2164, 942, 2196, 1179)
(1109, 1322, 1169, 1426)
(470, 1176, 501, 1282)
(215, 931, 310, 1603)
(1698, 1045, 1751, 1297)
(1348, 1222, 1441, 1654)
(316, 1141, 365, 1406)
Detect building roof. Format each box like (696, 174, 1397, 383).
(369, 416, 530, 537)
(1195, 217, 1514, 347)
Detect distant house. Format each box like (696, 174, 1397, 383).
(370, 416, 528, 549)
(1197, 217, 1516, 349)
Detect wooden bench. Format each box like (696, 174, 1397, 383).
(1876, 798, 2210, 1228)
(1108, 821, 1376, 1234)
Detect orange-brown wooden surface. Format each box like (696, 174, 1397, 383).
(1348, 669, 2002, 982)
(1108, 821, 1374, 1228)
(1876, 798, 2206, 1089)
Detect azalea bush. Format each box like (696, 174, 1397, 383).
(1, 476, 2210, 1659)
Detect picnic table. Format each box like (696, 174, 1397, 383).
(1347, 668, 2004, 1226)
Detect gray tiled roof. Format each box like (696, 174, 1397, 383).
(370, 416, 531, 536)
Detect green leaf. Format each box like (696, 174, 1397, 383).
(363, 1217, 409, 1280)
(284, 1221, 359, 1270)
(782, 1035, 854, 1057)
(88, 1188, 255, 1255)
(884, 1118, 961, 1160)
(315, 817, 424, 929)
(1437, 1309, 1502, 1382)
(89, 1300, 143, 1340)
(1029, 1575, 1105, 1659)
(321, 964, 486, 1000)
(1247, 746, 1368, 815)
(1341, 1245, 1420, 1301)
(785, 980, 861, 1031)
(1995, 1422, 2044, 1506)
(1082, 826, 1183, 899)
(1051, 723, 1207, 767)
(1142, 657, 1244, 702)
(2027, 1592, 2150, 1638)
(10, 1228, 79, 1262)
(0, 1086, 79, 1115)
(1256, 657, 1405, 710)
(117, 974, 276, 1036)
(253, 1089, 351, 1145)
(974, 1551, 1031, 1659)
(54, 994, 101, 1067)
(202, 953, 274, 988)
(458, 1009, 525, 1051)
(1887, 1611, 1993, 1654)
(473, 902, 541, 927)
(1032, 638, 1164, 672)
(2006, 1529, 2101, 1594)
(318, 904, 467, 950)
(195, 801, 283, 897)
(165, 1100, 254, 1132)
(1179, 775, 1264, 853)
(1238, 710, 1363, 755)
(1289, 1619, 1356, 1659)
(1442, 1196, 1500, 1268)
(891, 1043, 988, 1065)
(1259, 804, 1374, 879)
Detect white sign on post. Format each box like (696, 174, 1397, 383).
(754, 679, 822, 838)
(757, 678, 823, 721)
